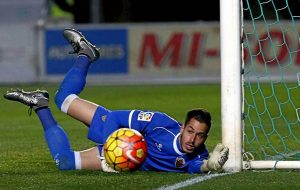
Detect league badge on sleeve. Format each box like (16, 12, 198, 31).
(138, 111, 154, 122)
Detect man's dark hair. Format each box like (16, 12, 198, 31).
(184, 108, 211, 133)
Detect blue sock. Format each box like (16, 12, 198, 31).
(36, 108, 57, 131)
(36, 108, 76, 170)
(55, 55, 90, 109)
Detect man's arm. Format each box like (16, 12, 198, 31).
(201, 143, 229, 173)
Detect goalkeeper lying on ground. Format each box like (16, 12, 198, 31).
(3, 28, 229, 173)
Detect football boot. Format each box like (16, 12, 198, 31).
(4, 89, 49, 110)
(63, 28, 100, 62)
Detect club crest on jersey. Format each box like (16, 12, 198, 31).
(137, 111, 154, 122)
(175, 157, 186, 168)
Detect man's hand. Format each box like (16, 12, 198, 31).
(100, 157, 119, 173)
(99, 149, 119, 173)
(201, 143, 229, 173)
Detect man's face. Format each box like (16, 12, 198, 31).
(180, 117, 209, 154)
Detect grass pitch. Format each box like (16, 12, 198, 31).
(0, 84, 300, 190)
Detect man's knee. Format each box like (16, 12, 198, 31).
(55, 91, 78, 113)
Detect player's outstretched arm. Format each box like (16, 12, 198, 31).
(201, 143, 229, 173)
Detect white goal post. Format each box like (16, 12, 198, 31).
(220, 0, 242, 172)
(221, 0, 300, 171)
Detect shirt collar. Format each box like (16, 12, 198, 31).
(173, 133, 185, 155)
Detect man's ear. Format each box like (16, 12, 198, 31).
(180, 125, 185, 133)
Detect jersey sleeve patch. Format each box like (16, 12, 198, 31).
(137, 111, 154, 122)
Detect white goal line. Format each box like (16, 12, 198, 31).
(156, 172, 233, 190)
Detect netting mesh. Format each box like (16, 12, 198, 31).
(242, 0, 300, 160)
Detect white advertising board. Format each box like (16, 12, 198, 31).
(3, 21, 298, 84)
(0, 0, 45, 83)
(128, 23, 220, 83)
(0, 24, 37, 83)
(40, 23, 221, 84)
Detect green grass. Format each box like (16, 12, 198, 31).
(244, 82, 300, 160)
(0, 84, 300, 190)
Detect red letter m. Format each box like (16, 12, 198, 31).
(139, 33, 183, 67)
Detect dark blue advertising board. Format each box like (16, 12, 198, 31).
(45, 28, 128, 75)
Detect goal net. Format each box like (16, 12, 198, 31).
(221, 0, 300, 171)
(242, 0, 300, 169)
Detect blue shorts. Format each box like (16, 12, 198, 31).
(88, 105, 111, 147)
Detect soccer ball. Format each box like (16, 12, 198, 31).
(103, 128, 147, 172)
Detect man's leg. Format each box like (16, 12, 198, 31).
(54, 29, 101, 126)
(4, 89, 102, 170)
(36, 106, 102, 170)
(36, 107, 80, 170)
(40, 106, 102, 170)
